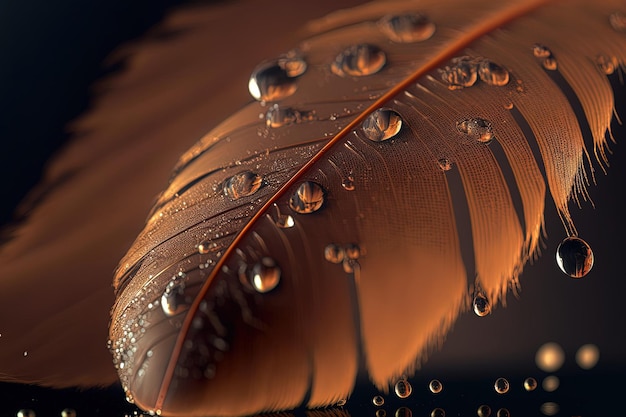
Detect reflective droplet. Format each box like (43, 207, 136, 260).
(596, 55, 618, 75)
(395, 407, 412, 417)
(17, 411, 35, 417)
(344, 244, 361, 260)
(478, 60, 509, 86)
(266, 105, 300, 128)
(198, 241, 217, 254)
(161, 284, 189, 317)
(324, 244, 345, 264)
(289, 181, 325, 214)
(542, 375, 560, 392)
(342, 174, 355, 191)
(536, 342, 565, 372)
(494, 377, 509, 394)
(61, 409, 77, 417)
(576, 343, 600, 369)
(473, 293, 491, 317)
(532, 44, 552, 58)
(523, 377, 538, 391)
(376, 410, 387, 417)
(247, 257, 281, 293)
(431, 408, 445, 417)
(378, 13, 436, 43)
(276, 214, 295, 229)
(248, 55, 307, 101)
(336, 399, 347, 406)
(223, 171, 263, 200)
(440, 57, 478, 89)
(394, 379, 413, 399)
(496, 408, 510, 417)
(609, 11, 626, 32)
(437, 158, 452, 171)
(457, 118, 494, 144)
(362, 108, 403, 141)
(540, 402, 560, 416)
(331, 44, 386, 77)
(477, 405, 491, 417)
(372, 395, 385, 406)
(542, 56, 558, 70)
(556, 236, 593, 278)
(429, 379, 443, 394)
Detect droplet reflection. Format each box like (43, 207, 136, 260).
(362, 108, 403, 142)
(331, 44, 386, 77)
(378, 13, 436, 43)
(289, 181, 325, 214)
(429, 379, 443, 393)
(394, 379, 413, 399)
(556, 236, 593, 278)
(523, 377, 538, 391)
(494, 377, 509, 394)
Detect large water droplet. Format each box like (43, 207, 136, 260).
(609, 11, 626, 32)
(324, 244, 345, 264)
(161, 284, 189, 317)
(223, 171, 263, 200)
(457, 118, 494, 144)
(440, 57, 477, 89)
(331, 44, 386, 77)
(494, 377, 509, 394)
(478, 60, 509, 86)
(372, 395, 385, 406)
(429, 379, 443, 394)
(378, 13, 436, 43)
(289, 181, 325, 214)
(394, 379, 413, 399)
(473, 292, 491, 316)
(362, 108, 403, 141)
(247, 257, 281, 293)
(477, 405, 491, 417)
(523, 377, 538, 391)
(595, 55, 618, 75)
(248, 55, 307, 101)
(556, 236, 593, 278)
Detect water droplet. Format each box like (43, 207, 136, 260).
(477, 405, 491, 417)
(542, 375, 560, 392)
(378, 13, 436, 43)
(609, 11, 626, 32)
(265, 105, 300, 128)
(17, 410, 36, 417)
(430, 409, 445, 417)
(372, 395, 385, 406)
(395, 407, 412, 417)
(523, 377, 538, 391)
(344, 244, 361, 260)
(472, 293, 491, 316)
(440, 57, 477, 89)
(495, 409, 510, 417)
(61, 409, 77, 417)
(429, 379, 443, 394)
(276, 214, 295, 229)
(394, 379, 413, 399)
(362, 108, 403, 141)
(576, 343, 600, 369)
(437, 158, 452, 171)
(478, 60, 509, 86)
(223, 171, 263, 200)
(532, 44, 552, 58)
(503, 102, 514, 110)
(198, 241, 218, 254)
(248, 55, 307, 101)
(161, 284, 189, 317)
(331, 44, 386, 77)
(556, 236, 593, 278)
(536, 342, 565, 372)
(457, 118, 494, 144)
(342, 174, 355, 191)
(324, 244, 345, 264)
(596, 55, 618, 75)
(540, 402, 559, 416)
(494, 377, 509, 394)
(376, 410, 387, 417)
(247, 257, 281, 293)
(289, 181, 325, 214)
(542, 56, 558, 70)
(336, 399, 347, 406)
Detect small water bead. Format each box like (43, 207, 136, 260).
(532, 44, 552, 58)
(275, 214, 295, 229)
(372, 395, 385, 406)
(609, 11, 626, 32)
(542, 57, 558, 70)
(361, 108, 403, 142)
(336, 399, 347, 406)
(247, 257, 281, 293)
(437, 158, 452, 171)
(223, 171, 263, 200)
(495, 409, 510, 417)
(266, 105, 300, 128)
(344, 243, 361, 260)
(289, 181, 325, 214)
(472, 293, 491, 317)
(61, 409, 77, 417)
(324, 244, 345, 264)
(342, 175, 355, 191)
(378, 13, 436, 43)
(331, 44, 386, 77)
(17, 411, 35, 417)
(477, 405, 491, 417)
(248, 55, 307, 102)
(394, 379, 413, 399)
(595, 55, 618, 75)
(395, 407, 412, 417)
(494, 377, 510, 394)
(376, 410, 387, 417)
(161, 284, 189, 317)
(524, 377, 538, 391)
(477, 60, 509, 86)
(440, 56, 477, 89)
(429, 379, 443, 394)
(431, 409, 445, 417)
(198, 241, 218, 254)
(542, 375, 560, 392)
(556, 236, 594, 278)
(457, 118, 495, 144)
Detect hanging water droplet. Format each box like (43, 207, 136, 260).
(331, 44, 386, 77)
(437, 158, 452, 171)
(609, 11, 626, 32)
(595, 54, 618, 75)
(495, 409, 510, 417)
(524, 377, 538, 391)
(61, 409, 77, 417)
(324, 244, 345, 264)
(372, 395, 385, 406)
(394, 379, 413, 399)
(161, 284, 189, 317)
(556, 236, 593, 278)
(430, 408, 445, 417)
(289, 181, 325, 214)
(247, 257, 281, 293)
(342, 174, 355, 191)
(457, 118, 495, 144)
(477, 405, 491, 417)
(429, 379, 443, 394)
(494, 377, 510, 394)
(248, 55, 307, 101)
(223, 171, 263, 200)
(542, 56, 558, 70)
(276, 214, 295, 229)
(378, 13, 436, 43)
(17, 410, 36, 417)
(440, 57, 478, 90)
(478, 60, 509, 86)
(473, 292, 491, 316)
(362, 108, 403, 142)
